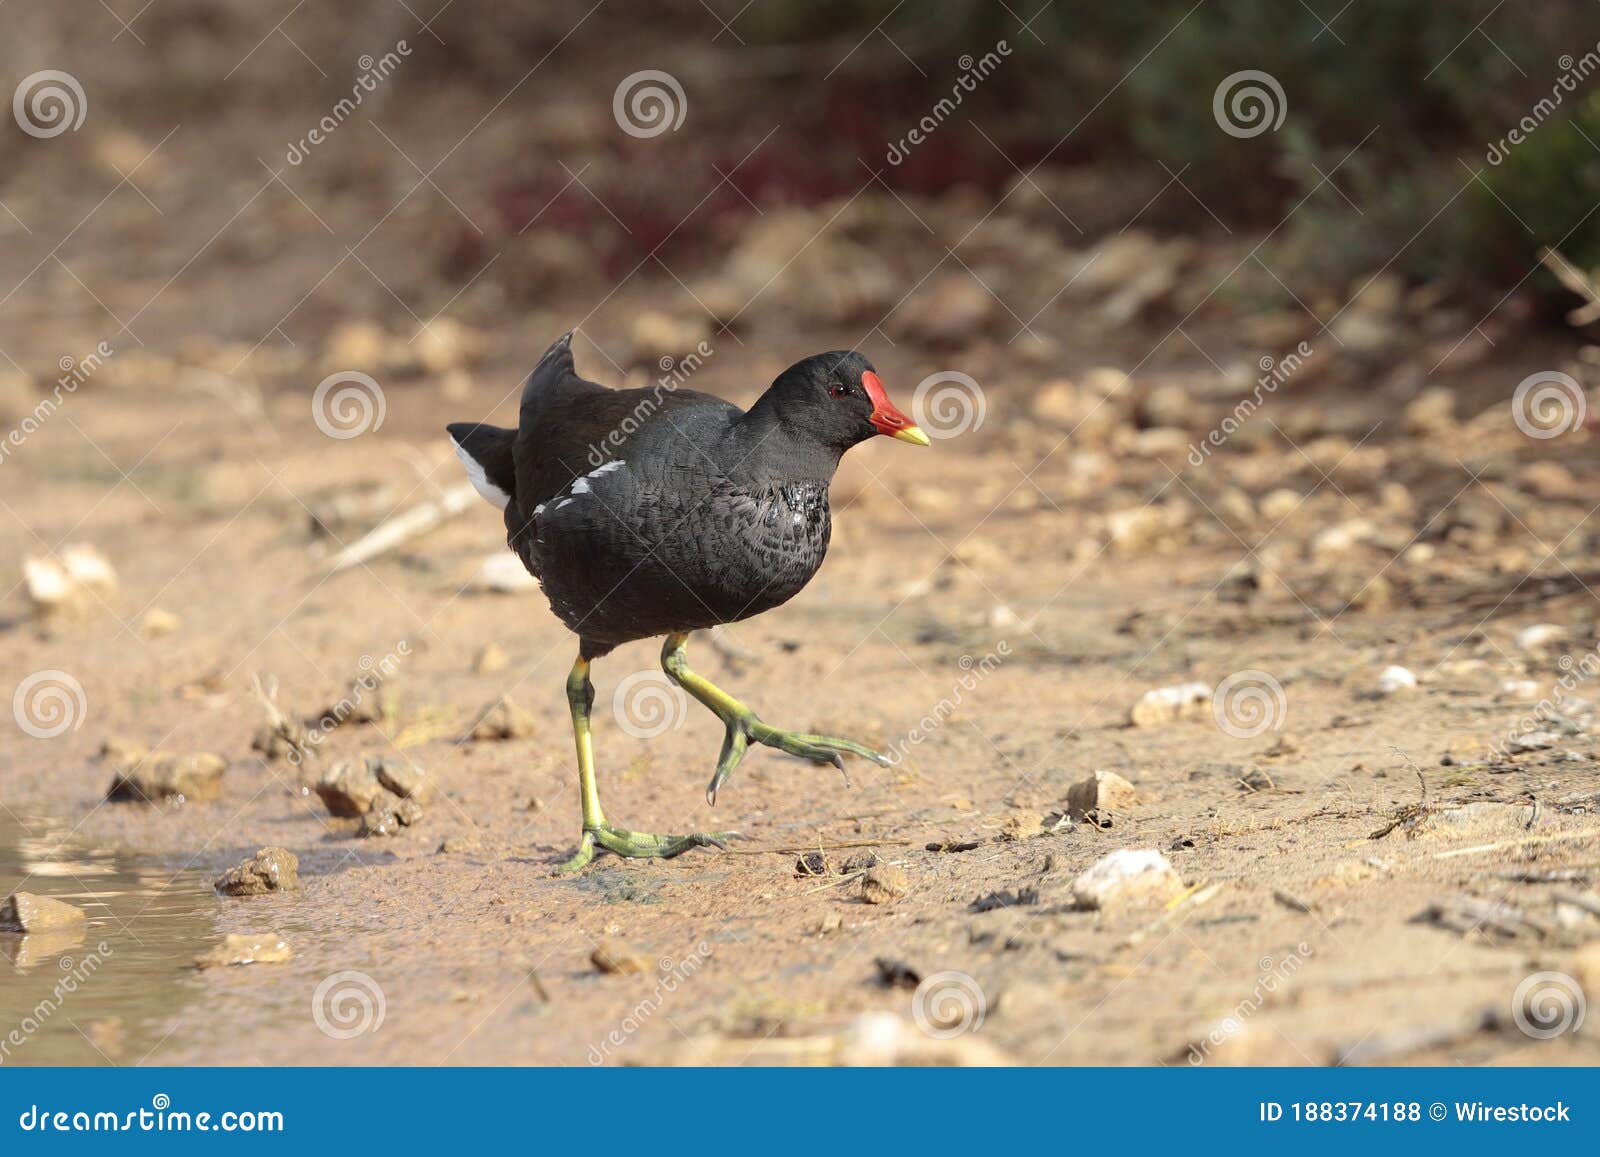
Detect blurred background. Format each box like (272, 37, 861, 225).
(3, 1, 1600, 1067)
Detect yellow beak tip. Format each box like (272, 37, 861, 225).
(892, 426, 932, 447)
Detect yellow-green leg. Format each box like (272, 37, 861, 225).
(661, 632, 891, 805)
(554, 651, 739, 875)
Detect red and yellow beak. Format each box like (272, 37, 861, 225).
(862, 371, 930, 446)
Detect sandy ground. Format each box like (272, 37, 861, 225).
(5, 338, 1600, 1066)
(3, 6, 1600, 1067)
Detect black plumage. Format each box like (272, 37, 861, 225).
(447, 330, 928, 871)
(450, 332, 916, 656)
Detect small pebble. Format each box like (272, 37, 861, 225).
(1, 891, 87, 933)
(473, 643, 510, 673)
(214, 847, 301, 896)
(1071, 849, 1183, 910)
(861, 864, 909, 905)
(1376, 666, 1417, 696)
(1129, 682, 1212, 727)
(195, 933, 293, 970)
(1066, 770, 1139, 820)
(590, 940, 646, 975)
(471, 695, 537, 741)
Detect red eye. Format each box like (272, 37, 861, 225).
(829, 382, 849, 399)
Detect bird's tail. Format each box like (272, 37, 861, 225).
(521, 330, 575, 407)
(446, 422, 517, 511)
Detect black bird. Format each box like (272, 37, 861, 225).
(448, 332, 928, 873)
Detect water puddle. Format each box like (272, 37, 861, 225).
(0, 813, 217, 1066)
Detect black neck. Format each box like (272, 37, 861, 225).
(722, 392, 845, 484)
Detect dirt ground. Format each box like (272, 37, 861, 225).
(4, 4, 1600, 1067)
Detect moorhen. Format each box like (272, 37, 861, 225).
(448, 332, 928, 872)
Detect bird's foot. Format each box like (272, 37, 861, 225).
(553, 824, 741, 875)
(706, 713, 891, 804)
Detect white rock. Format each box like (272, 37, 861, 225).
(987, 604, 1021, 629)
(61, 544, 117, 591)
(1071, 849, 1183, 910)
(1499, 680, 1541, 701)
(1509, 731, 1559, 753)
(1515, 624, 1565, 652)
(1376, 666, 1417, 695)
(1311, 519, 1376, 556)
(22, 556, 73, 607)
(1129, 682, 1213, 727)
(1258, 489, 1303, 521)
(23, 544, 118, 615)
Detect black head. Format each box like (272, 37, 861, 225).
(755, 350, 929, 454)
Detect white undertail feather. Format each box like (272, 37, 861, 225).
(449, 434, 511, 511)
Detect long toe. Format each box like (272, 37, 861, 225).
(752, 724, 890, 768)
(552, 831, 597, 876)
(590, 824, 738, 861)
